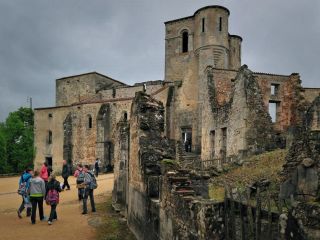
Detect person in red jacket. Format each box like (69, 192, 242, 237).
(40, 162, 49, 196)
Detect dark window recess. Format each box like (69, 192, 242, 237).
(270, 84, 280, 96)
(124, 112, 128, 121)
(48, 131, 52, 144)
(88, 116, 92, 129)
(317, 111, 320, 127)
(202, 18, 205, 32)
(182, 31, 188, 53)
(48, 113, 53, 118)
(219, 17, 222, 31)
(112, 88, 116, 98)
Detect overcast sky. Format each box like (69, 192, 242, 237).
(0, 0, 319, 121)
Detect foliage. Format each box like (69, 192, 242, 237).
(95, 195, 136, 240)
(209, 149, 288, 201)
(0, 107, 34, 174)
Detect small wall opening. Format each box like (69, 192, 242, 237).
(317, 111, 320, 127)
(182, 31, 188, 53)
(48, 130, 52, 144)
(219, 17, 222, 31)
(270, 84, 280, 96)
(124, 112, 128, 121)
(202, 18, 205, 32)
(210, 130, 215, 159)
(269, 101, 279, 123)
(221, 127, 227, 162)
(88, 115, 93, 129)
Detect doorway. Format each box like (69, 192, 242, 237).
(181, 128, 192, 152)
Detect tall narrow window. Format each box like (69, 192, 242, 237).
(48, 130, 52, 144)
(202, 18, 205, 32)
(219, 17, 222, 31)
(88, 115, 92, 129)
(271, 84, 280, 96)
(317, 111, 320, 127)
(182, 31, 188, 53)
(269, 101, 278, 123)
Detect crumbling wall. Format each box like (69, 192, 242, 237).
(126, 92, 175, 240)
(280, 96, 320, 239)
(201, 65, 277, 163)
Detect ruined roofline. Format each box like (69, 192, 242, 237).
(134, 80, 164, 86)
(164, 5, 230, 24)
(303, 87, 320, 90)
(56, 71, 128, 86)
(212, 67, 293, 78)
(34, 85, 170, 111)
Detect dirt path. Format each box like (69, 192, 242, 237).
(0, 173, 114, 240)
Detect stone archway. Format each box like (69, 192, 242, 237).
(96, 104, 113, 170)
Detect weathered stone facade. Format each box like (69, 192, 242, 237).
(34, 5, 319, 172)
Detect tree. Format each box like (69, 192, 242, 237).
(2, 107, 34, 173)
(0, 123, 8, 173)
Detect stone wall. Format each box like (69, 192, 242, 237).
(56, 72, 126, 106)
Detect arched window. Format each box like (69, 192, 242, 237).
(88, 115, 93, 129)
(182, 31, 188, 53)
(124, 112, 128, 121)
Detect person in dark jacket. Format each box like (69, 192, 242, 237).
(82, 165, 96, 214)
(17, 167, 32, 218)
(46, 172, 62, 225)
(94, 158, 100, 177)
(61, 160, 71, 190)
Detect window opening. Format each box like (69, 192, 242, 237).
(88, 115, 92, 129)
(202, 18, 205, 32)
(48, 131, 52, 144)
(182, 31, 188, 53)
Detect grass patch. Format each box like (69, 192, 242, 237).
(95, 196, 136, 240)
(209, 149, 288, 201)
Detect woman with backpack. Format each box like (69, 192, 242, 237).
(29, 169, 46, 224)
(74, 163, 85, 201)
(82, 165, 97, 214)
(17, 167, 33, 218)
(46, 172, 61, 225)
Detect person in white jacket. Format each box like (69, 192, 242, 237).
(29, 170, 46, 224)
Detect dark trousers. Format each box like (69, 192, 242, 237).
(48, 204, 57, 221)
(44, 181, 48, 198)
(95, 168, 99, 177)
(18, 196, 31, 216)
(83, 188, 96, 213)
(30, 196, 44, 223)
(62, 176, 70, 189)
(78, 188, 84, 201)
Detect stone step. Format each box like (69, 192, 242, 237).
(173, 185, 193, 191)
(175, 189, 195, 196)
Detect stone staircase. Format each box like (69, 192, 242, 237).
(180, 152, 201, 169)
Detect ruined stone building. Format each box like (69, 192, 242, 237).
(34, 5, 320, 172)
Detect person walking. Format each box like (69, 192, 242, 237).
(74, 163, 85, 201)
(17, 167, 32, 218)
(94, 158, 100, 177)
(82, 165, 97, 214)
(46, 172, 61, 225)
(29, 170, 46, 224)
(40, 162, 49, 188)
(61, 160, 71, 190)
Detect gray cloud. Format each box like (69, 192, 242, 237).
(0, 0, 319, 121)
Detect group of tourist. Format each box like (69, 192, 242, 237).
(17, 159, 100, 225)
